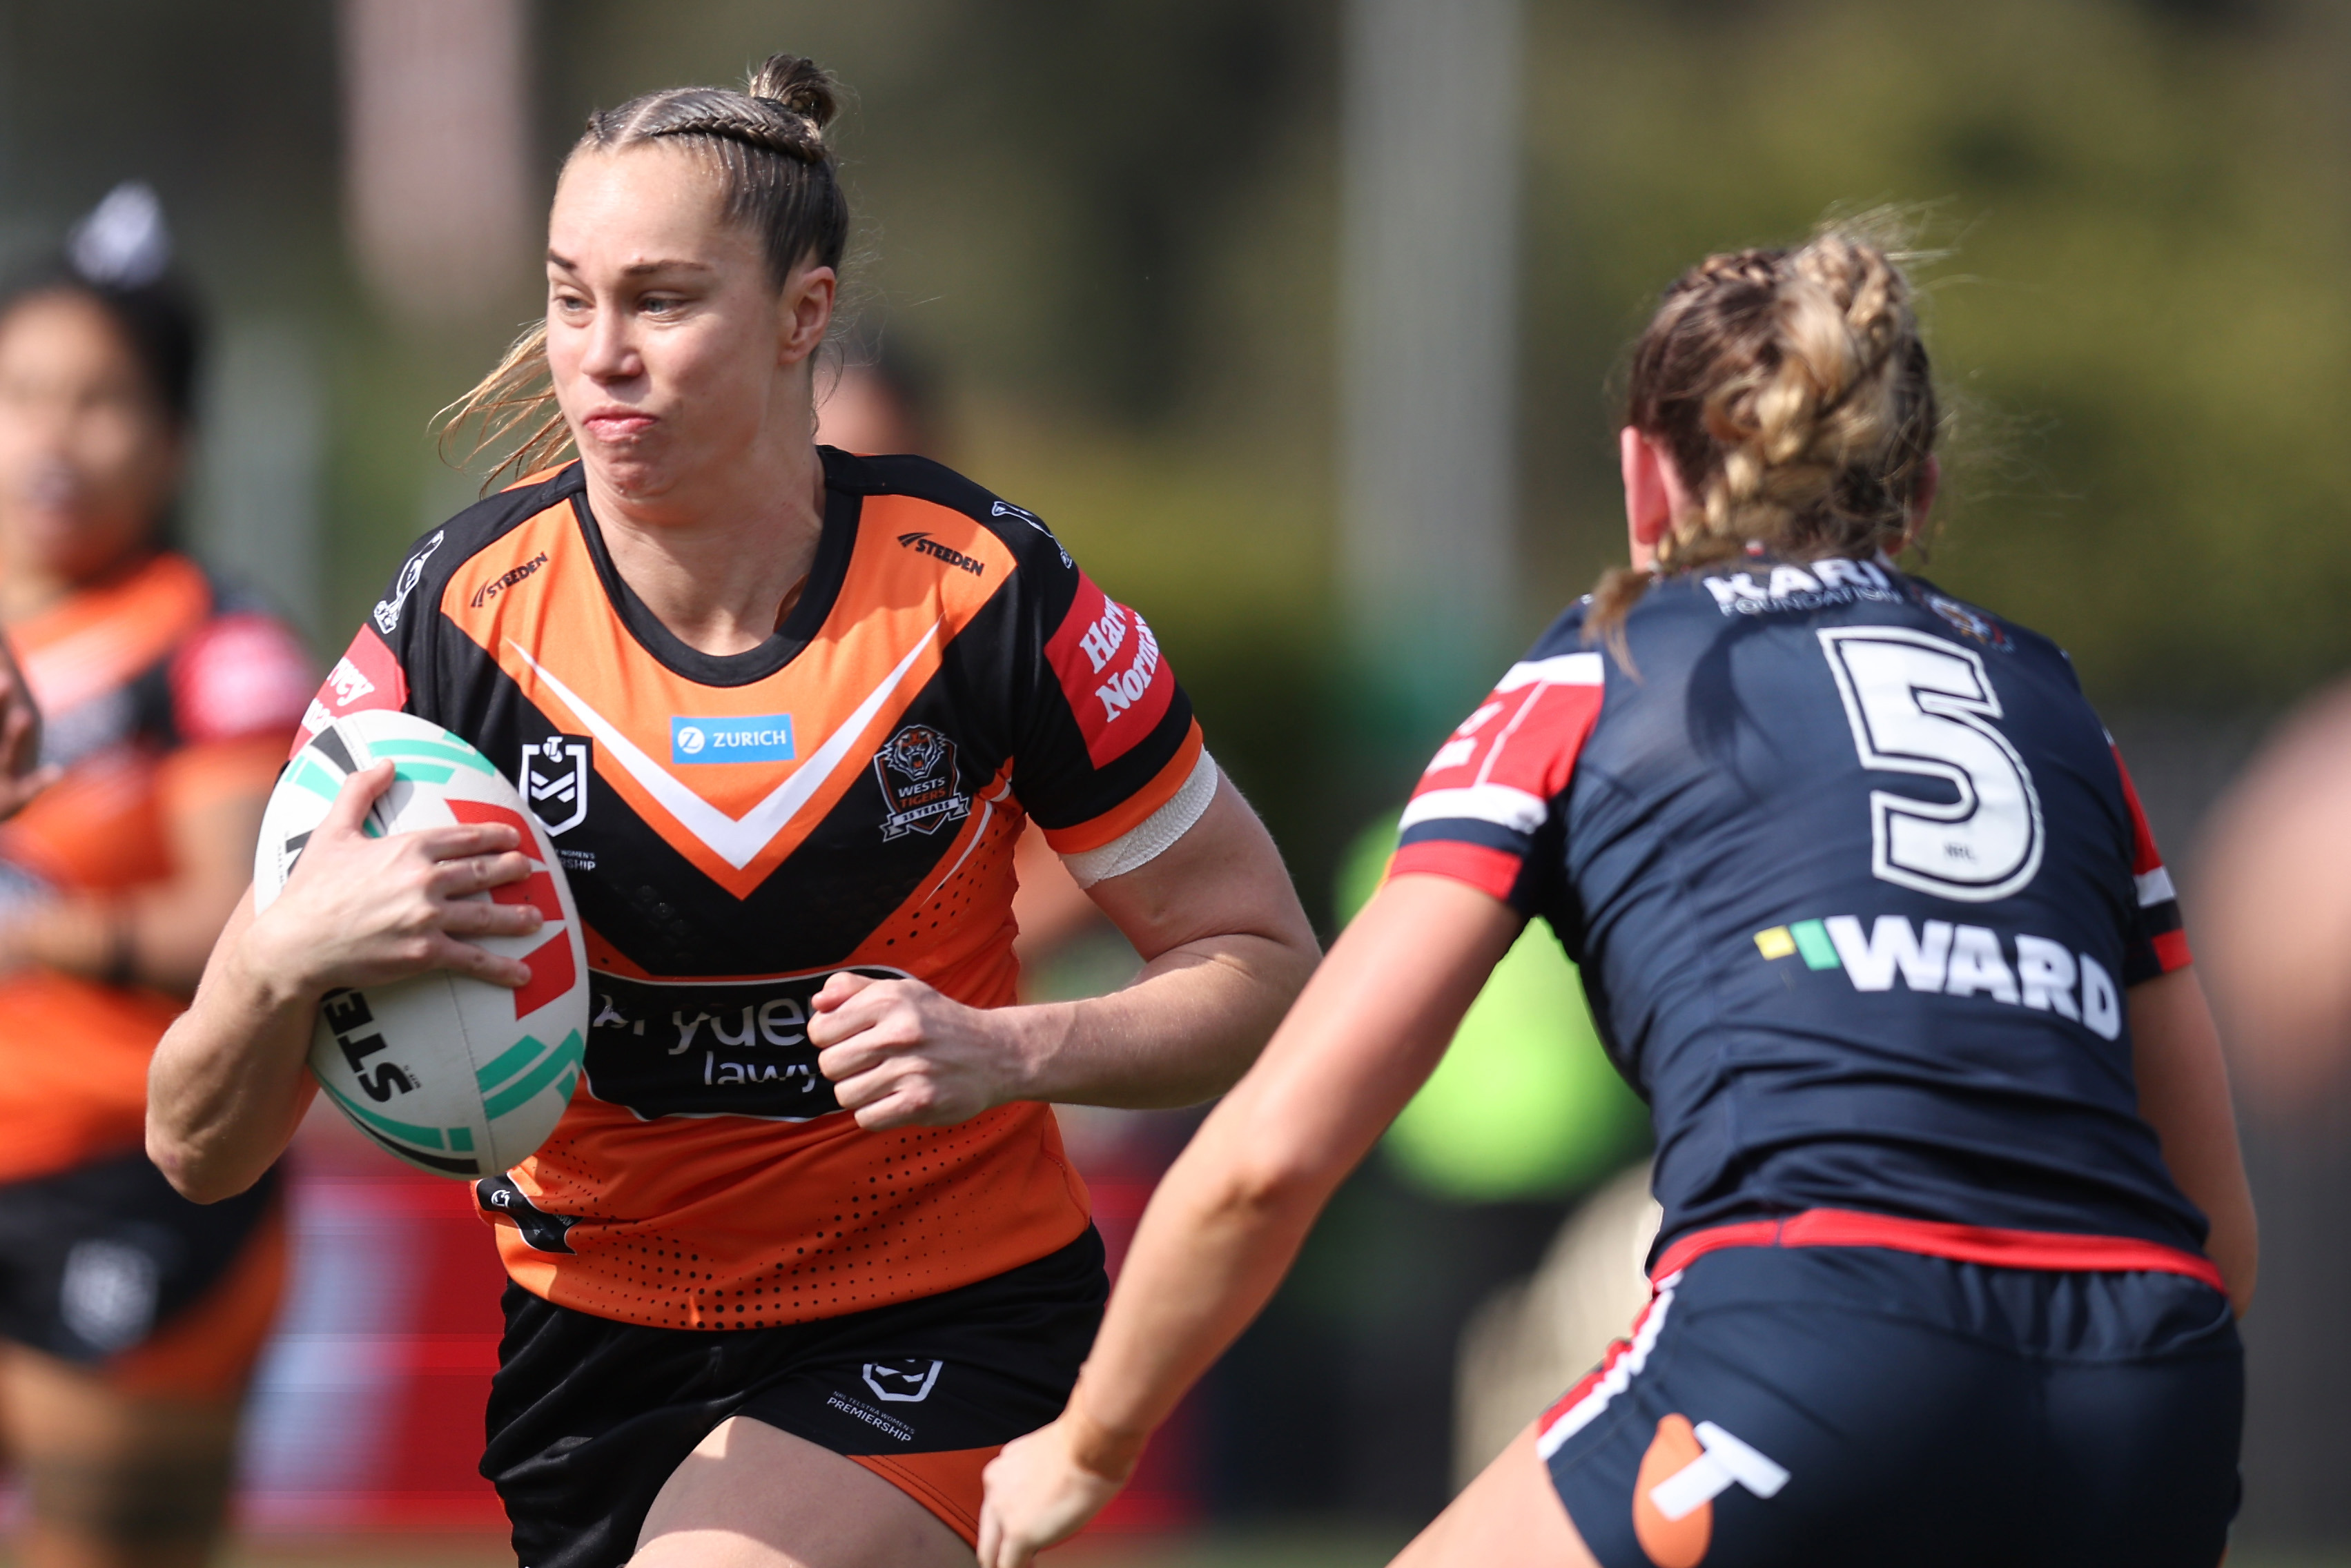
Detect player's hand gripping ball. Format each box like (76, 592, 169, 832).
(255, 712, 589, 1177)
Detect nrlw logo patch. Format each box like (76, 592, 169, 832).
(523, 736, 592, 836)
(873, 723, 972, 839)
(896, 531, 986, 576)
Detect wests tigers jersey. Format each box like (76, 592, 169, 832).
(0, 552, 312, 1183)
(303, 451, 1202, 1328)
(1393, 555, 2207, 1262)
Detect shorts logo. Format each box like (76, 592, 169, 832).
(873, 724, 971, 839)
(523, 735, 592, 836)
(896, 531, 986, 576)
(1633, 1415, 1788, 1568)
(671, 715, 795, 765)
(862, 1359, 944, 1403)
(372, 531, 445, 635)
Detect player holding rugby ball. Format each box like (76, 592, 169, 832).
(979, 226, 2254, 1568)
(148, 54, 1315, 1568)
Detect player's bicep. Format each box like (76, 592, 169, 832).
(1083, 767, 1311, 964)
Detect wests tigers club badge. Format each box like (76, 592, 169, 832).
(874, 724, 971, 839)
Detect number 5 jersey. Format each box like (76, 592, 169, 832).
(300, 451, 1208, 1329)
(1393, 554, 2206, 1261)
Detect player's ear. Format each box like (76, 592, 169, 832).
(1903, 454, 1941, 548)
(778, 262, 835, 369)
(1621, 427, 1676, 568)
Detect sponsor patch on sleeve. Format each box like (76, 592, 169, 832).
(1044, 571, 1176, 769)
(293, 625, 409, 756)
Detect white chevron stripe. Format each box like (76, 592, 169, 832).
(505, 628, 939, 870)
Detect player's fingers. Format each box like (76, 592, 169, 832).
(320, 761, 397, 836)
(426, 849, 537, 898)
(812, 970, 880, 1012)
(808, 986, 904, 1048)
(438, 898, 545, 939)
(407, 822, 525, 863)
(429, 934, 533, 989)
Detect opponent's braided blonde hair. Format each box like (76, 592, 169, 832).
(440, 54, 848, 484)
(1590, 220, 1941, 641)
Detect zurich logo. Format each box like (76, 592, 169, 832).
(672, 714, 794, 765)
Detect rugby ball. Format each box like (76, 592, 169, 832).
(254, 710, 588, 1178)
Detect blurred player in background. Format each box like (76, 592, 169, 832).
(0, 184, 313, 1568)
(148, 55, 1315, 1568)
(982, 224, 2255, 1568)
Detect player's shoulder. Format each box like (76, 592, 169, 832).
(369, 465, 585, 643)
(821, 447, 1077, 582)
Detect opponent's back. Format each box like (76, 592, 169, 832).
(1395, 556, 2201, 1256)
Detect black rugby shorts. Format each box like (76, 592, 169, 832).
(0, 1149, 279, 1368)
(482, 1226, 1105, 1568)
(1538, 1244, 2241, 1568)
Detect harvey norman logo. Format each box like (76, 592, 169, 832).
(1755, 914, 2123, 1040)
(671, 715, 795, 765)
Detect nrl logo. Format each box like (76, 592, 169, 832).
(872, 724, 971, 840)
(523, 734, 592, 836)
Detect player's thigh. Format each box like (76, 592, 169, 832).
(1391, 1420, 1600, 1568)
(634, 1415, 972, 1568)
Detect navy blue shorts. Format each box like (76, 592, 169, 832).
(1537, 1244, 2241, 1568)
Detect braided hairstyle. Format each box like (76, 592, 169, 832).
(444, 54, 849, 482)
(1589, 223, 1941, 644)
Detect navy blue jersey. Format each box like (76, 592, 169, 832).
(1392, 556, 2203, 1257)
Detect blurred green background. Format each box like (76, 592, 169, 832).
(5, 0, 2350, 1556)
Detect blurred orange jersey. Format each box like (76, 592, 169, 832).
(304, 453, 1204, 1329)
(0, 551, 312, 1183)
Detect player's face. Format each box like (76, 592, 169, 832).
(545, 144, 835, 511)
(0, 291, 181, 587)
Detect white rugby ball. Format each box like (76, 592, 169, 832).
(255, 710, 589, 1178)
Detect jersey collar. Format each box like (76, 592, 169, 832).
(565, 457, 861, 689)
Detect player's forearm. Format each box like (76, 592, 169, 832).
(1007, 929, 1316, 1109)
(147, 912, 321, 1202)
(1063, 1089, 1336, 1474)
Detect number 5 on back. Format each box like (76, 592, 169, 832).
(1819, 627, 2045, 903)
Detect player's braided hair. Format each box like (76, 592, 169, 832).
(1588, 219, 1942, 649)
(442, 54, 849, 485)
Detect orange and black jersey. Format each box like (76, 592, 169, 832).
(0, 553, 311, 1185)
(303, 450, 1203, 1329)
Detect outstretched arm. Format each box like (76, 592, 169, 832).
(810, 770, 1320, 1124)
(976, 874, 1522, 1567)
(2129, 968, 2257, 1315)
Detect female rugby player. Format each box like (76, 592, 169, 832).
(0, 185, 313, 1568)
(979, 227, 2256, 1568)
(146, 55, 1316, 1568)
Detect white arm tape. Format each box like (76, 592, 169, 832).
(1061, 748, 1220, 890)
